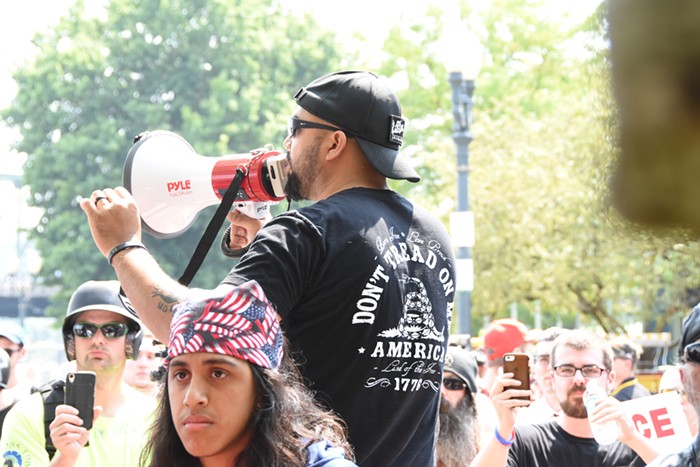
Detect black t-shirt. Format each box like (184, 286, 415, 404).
(508, 420, 645, 467)
(223, 188, 456, 467)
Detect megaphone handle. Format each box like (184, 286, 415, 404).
(178, 168, 247, 286)
(235, 202, 270, 219)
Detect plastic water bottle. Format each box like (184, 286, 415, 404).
(583, 381, 618, 445)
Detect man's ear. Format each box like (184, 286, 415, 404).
(325, 132, 348, 160)
(606, 369, 616, 391)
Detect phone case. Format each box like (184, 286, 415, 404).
(64, 371, 96, 430)
(503, 353, 530, 400)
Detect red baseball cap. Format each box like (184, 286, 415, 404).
(483, 319, 531, 362)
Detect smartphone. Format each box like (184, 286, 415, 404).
(503, 353, 531, 400)
(64, 371, 96, 430)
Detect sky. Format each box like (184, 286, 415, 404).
(0, 0, 604, 109)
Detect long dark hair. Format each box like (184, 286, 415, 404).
(140, 352, 354, 466)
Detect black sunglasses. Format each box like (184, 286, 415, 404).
(287, 117, 354, 139)
(684, 342, 700, 364)
(73, 322, 128, 339)
(443, 378, 467, 391)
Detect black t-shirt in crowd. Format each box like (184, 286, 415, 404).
(223, 188, 456, 467)
(507, 420, 645, 467)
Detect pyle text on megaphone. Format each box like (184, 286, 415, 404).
(123, 130, 289, 238)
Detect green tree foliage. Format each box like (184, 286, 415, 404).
(365, 0, 700, 335)
(3, 0, 341, 317)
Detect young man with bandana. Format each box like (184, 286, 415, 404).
(142, 280, 355, 466)
(80, 70, 455, 467)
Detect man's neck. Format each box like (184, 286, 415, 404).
(93, 372, 127, 418)
(558, 413, 594, 439)
(316, 178, 388, 200)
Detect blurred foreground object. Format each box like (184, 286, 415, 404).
(609, 0, 700, 232)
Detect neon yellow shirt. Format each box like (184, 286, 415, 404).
(0, 384, 155, 466)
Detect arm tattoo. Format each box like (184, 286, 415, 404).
(151, 287, 180, 314)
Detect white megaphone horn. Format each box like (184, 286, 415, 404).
(123, 130, 289, 238)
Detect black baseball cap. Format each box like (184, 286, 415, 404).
(294, 70, 420, 183)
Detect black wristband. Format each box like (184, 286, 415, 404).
(108, 241, 147, 266)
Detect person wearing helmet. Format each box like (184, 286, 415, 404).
(0, 280, 156, 466)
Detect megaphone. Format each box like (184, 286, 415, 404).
(123, 130, 289, 238)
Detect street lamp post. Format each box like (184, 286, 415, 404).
(448, 71, 476, 336)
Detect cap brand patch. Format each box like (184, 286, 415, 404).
(389, 115, 405, 145)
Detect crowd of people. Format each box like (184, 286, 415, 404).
(0, 69, 698, 466)
(434, 317, 700, 467)
(4, 301, 698, 467)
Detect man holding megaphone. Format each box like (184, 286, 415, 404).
(80, 70, 457, 467)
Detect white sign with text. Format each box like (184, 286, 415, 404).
(622, 391, 693, 455)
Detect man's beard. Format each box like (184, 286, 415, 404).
(437, 394, 480, 467)
(559, 383, 588, 419)
(284, 170, 306, 202)
(284, 137, 322, 202)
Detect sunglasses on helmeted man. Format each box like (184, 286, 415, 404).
(73, 322, 128, 339)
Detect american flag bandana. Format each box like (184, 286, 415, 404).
(164, 280, 283, 371)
